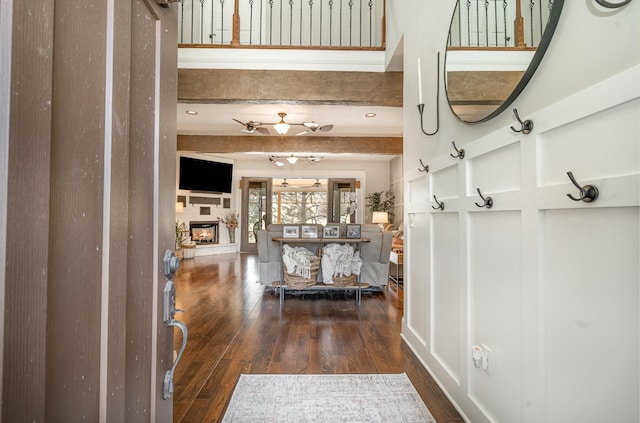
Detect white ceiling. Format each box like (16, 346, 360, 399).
(177, 103, 403, 137)
(177, 103, 404, 162)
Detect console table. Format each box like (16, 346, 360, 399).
(272, 237, 370, 308)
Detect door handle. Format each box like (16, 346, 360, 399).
(163, 319, 188, 400)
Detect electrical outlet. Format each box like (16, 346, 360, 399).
(472, 344, 493, 375)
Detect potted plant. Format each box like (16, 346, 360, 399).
(365, 190, 395, 223)
(220, 212, 239, 244)
(175, 221, 189, 258)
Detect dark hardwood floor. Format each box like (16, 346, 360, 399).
(173, 253, 463, 422)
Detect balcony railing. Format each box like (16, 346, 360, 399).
(178, 0, 385, 48)
(448, 0, 553, 49)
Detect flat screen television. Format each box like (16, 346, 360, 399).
(179, 156, 233, 193)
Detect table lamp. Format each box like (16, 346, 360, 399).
(372, 211, 389, 231)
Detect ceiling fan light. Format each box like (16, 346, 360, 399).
(274, 122, 290, 135)
(286, 156, 298, 164)
(274, 112, 290, 135)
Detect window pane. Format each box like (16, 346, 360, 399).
(272, 191, 328, 225)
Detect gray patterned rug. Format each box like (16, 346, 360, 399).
(222, 373, 436, 422)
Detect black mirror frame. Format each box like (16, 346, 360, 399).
(444, 0, 565, 124)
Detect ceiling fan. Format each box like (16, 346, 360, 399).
(277, 178, 324, 189)
(268, 155, 323, 166)
(232, 118, 270, 135)
(234, 112, 334, 136)
(295, 122, 334, 136)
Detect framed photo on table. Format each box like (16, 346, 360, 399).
(346, 224, 361, 239)
(323, 225, 340, 239)
(301, 225, 319, 239)
(283, 225, 299, 238)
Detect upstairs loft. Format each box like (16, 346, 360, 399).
(177, 0, 553, 147)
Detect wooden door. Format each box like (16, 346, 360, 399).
(128, 0, 179, 421)
(0, 0, 179, 421)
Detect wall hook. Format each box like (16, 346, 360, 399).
(474, 188, 493, 209)
(510, 109, 533, 134)
(432, 195, 445, 210)
(566, 171, 599, 202)
(417, 52, 440, 136)
(595, 0, 632, 8)
(450, 141, 465, 159)
(418, 159, 429, 173)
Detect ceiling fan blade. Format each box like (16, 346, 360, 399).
(319, 124, 334, 132)
(256, 127, 270, 135)
(232, 118, 247, 126)
(296, 129, 310, 136)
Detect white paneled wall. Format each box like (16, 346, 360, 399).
(403, 65, 640, 422)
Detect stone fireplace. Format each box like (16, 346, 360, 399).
(189, 221, 219, 245)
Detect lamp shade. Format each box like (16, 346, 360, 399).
(273, 122, 290, 135)
(372, 211, 389, 224)
(286, 155, 298, 164)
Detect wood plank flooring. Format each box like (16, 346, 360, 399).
(173, 253, 463, 422)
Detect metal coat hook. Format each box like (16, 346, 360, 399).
(417, 52, 440, 136)
(432, 195, 445, 210)
(595, 0, 632, 8)
(566, 171, 599, 202)
(418, 159, 429, 173)
(510, 109, 533, 134)
(450, 141, 465, 159)
(474, 188, 493, 209)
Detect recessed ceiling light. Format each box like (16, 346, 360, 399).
(185, 110, 198, 115)
(365, 113, 376, 118)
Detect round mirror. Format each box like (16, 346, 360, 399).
(445, 0, 564, 123)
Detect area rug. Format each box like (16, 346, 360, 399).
(222, 373, 436, 422)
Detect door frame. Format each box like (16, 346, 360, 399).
(241, 177, 273, 252)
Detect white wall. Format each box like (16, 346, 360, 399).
(403, 0, 640, 163)
(398, 0, 640, 422)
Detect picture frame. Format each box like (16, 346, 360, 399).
(301, 225, 319, 239)
(323, 225, 340, 239)
(346, 224, 361, 239)
(283, 225, 300, 239)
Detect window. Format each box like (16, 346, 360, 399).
(272, 191, 328, 225)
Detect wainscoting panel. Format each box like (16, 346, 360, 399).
(430, 164, 459, 200)
(403, 65, 640, 422)
(542, 207, 639, 422)
(468, 211, 523, 423)
(468, 141, 521, 195)
(538, 99, 640, 188)
(405, 211, 430, 348)
(430, 212, 461, 384)
(406, 172, 429, 206)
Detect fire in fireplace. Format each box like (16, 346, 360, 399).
(189, 221, 219, 245)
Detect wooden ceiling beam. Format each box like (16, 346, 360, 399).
(177, 135, 403, 154)
(178, 69, 403, 107)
